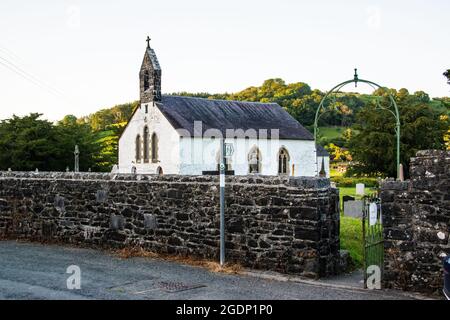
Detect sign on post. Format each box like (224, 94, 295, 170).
(224, 143, 234, 158)
(219, 140, 226, 267)
(219, 142, 234, 267)
(369, 202, 378, 226)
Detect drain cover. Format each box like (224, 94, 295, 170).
(157, 281, 206, 293)
(109, 280, 206, 295)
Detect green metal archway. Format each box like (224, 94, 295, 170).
(314, 69, 401, 179)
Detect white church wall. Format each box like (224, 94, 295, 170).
(118, 102, 180, 174)
(179, 137, 318, 177)
(317, 156, 331, 178)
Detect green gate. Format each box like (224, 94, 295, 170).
(362, 195, 384, 289)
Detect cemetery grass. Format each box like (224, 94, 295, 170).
(340, 216, 363, 268)
(338, 186, 371, 269)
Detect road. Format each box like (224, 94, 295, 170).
(0, 241, 415, 300)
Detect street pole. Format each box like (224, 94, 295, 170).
(219, 138, 226, 267)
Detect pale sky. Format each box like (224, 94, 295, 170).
(0, 0, 448, 121)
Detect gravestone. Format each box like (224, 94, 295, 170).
(344, 200, 364, 218)
(356, 183, 365, 196)
(343, 195, 355, 203)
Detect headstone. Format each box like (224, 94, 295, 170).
(343, 195, 355, 203)
(356, 183, 365, 196)
(344, 200, 364, 218)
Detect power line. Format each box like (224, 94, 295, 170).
(0, 59, 61, 97)
(0, 51, 64, 97)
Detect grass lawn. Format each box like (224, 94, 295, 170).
(338, 186, 376, 269)
(318, 126, 346, 139)
(330, 167, 343, 178)
(338, 186, 377, 211)
(340, 216, 363, 268)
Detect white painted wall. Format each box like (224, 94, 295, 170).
(179, 137, 319, 177)
(317, 156, 331, 178)
(118, 102, 180, 174)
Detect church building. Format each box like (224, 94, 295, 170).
(118, 38, 330, 177)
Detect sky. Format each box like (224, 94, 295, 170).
(0, 0, 448, 121)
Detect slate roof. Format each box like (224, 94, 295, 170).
(155, 95, 314, 140)
(316, 144, 329, 157)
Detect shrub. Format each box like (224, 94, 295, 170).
(332, 176, 379, 187)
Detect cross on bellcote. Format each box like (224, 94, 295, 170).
(146, 36, 151, 48)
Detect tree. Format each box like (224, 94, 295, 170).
(0, 113, 107, 172)
(348, 94, 449, 177)
(55, 115, 102, 171)
(444, 69, 450, 86)
(0, 114, 59, 171)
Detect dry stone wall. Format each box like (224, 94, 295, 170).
(0, 173, 340, 278)
(381, 150, 449, 294)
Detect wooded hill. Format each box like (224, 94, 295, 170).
(0, 78, 448, 176)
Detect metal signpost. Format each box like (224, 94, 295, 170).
(219, 140, 234, 267)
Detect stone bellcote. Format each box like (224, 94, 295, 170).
(140, 37, 162, 103)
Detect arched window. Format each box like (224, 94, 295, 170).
(278, 148, 290, 175)
(248, 146, 261, 174)
(156, 166, 163, 175)
(143, 70, 149, 91)
(135, 135, 141, 163)
(151, 132, 158, 162)
(143, 126, 149, 163)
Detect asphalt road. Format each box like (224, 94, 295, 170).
(0, 241, 414, 300)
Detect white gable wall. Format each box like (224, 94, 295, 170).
(118, 102, 180, 174)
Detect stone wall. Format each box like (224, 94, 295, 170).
(381, 150, 449, 294)
(0, 172, 340, 278)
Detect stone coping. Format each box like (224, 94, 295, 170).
(0, 171, 331, 189)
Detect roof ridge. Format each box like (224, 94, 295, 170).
(163, 94, 279, 106)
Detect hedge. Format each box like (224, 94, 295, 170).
(331, 176, 380, 187)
